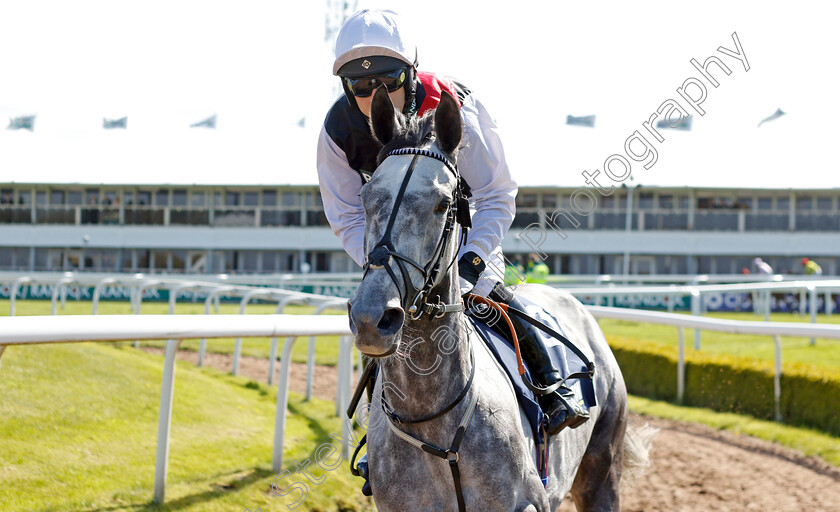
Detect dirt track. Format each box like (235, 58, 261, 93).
(142, 347, 840, 511)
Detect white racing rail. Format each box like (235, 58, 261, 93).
(586, 305, 840, 422)
(0, 314, 353, 504)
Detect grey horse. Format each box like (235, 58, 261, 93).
(348, 87, 652, 511)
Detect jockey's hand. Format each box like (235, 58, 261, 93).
(458, 251, 486, 295)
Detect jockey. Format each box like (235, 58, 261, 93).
(317, 10, 589, 454)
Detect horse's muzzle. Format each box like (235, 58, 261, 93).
(348, 300, 405, 357)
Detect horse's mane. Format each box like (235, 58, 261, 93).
(375, 111, 442, 167)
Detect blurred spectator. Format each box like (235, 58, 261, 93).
(525, 253, 549, 284)
(802, 257, 823, 276)
(504, 255, 526, 286)
(753, 257, 773, 275)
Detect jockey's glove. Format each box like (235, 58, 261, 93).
(458, 251, 486, 295)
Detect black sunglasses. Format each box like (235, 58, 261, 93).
(343, 68, 407, 98)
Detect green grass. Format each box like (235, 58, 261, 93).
(0, 300, 349, 367)
(0, 341, 373, 512)
(597, 311, 840, 369)
(2, 298, 838, 512)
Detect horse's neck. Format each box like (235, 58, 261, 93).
(381, 311, 472, 422)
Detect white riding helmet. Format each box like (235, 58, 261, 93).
(333, 9, 418, 76)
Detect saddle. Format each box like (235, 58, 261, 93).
(466, 296, 598, 445)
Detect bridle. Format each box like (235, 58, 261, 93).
(358, 141, 478, 511)
(362, 143, 472, 321)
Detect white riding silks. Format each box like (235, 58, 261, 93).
(317, 93, 517, 279)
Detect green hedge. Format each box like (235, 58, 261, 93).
(608, 335, 840, 436)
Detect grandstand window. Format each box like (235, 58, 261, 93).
(244, 191, 259, 207)
(100, 249, 119, 271)
(137, 191, 152, 206)
(124, 191, 134, 205)
(85, 189, 100, 205)
(225, 191, 240, 206)
(0, 248, 12, 269)
(678, 196, 689, 209)
(18, 190, 31, 205)
(0, 188, 12, 204)
(34, 248, 48, 270)
(658, 195, 673, 209)
(281, 191, 299, 206)
(777, 197, 790, 211)
(757, 197, 772, 210)
(817, 196, 833, 211)
(172, 189, 188, 206)
(600, 195, 615, 209)
(638, 193, 654, 209)
(262, 190, 277, 206)
(155, 189, 170, 206)
(516, 193, 537, 208)
(190, 191, 205, 207)
(306, 192, 323, 207)
(241, 251, 259, 272)
(36, 191, 46, 205)
(542, 193, 557, 209)
(68, 190, 83, 205)
(736, 197, 752, 209)
(50, 190, 65, 205)
(796, 196, 813, 211)
(103, 190, 118, 206)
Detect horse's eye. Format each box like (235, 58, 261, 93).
(434, 200, 450, 214)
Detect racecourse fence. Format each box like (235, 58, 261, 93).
(3, 272, 840, 503)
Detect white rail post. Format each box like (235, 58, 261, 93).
(808, 285, 818, 346)
(798, 289, 807, 316)
(273, 336, 299, 473)
(91, 277, 117, 314)
(9, 276, 32, 316)
(268, 296, 303, 385)
(307, 300, 347, 401)
(153, 338, 183, 503)
(763, 289, 772, 321)
(677, 327, 685, 404)
(825, 290, 833, 316)
(339, 335, 354, 459)
(198, 286, 234, 367)
(691, 290, 701, 350)
(773, 335, 782, 422)
(667, 284, 676, 313)
(232, 290, 273, 376)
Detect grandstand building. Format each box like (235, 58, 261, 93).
(2, 182, 838, 276)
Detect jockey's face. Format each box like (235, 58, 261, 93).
(356, 86, 405, 118)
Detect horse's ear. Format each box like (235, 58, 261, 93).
(434, 91, 462, 154)
(370, 86, 399, 145)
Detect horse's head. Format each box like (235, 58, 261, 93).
(348, 87, 465, 357)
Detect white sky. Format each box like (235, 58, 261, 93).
(0, 0, 838, 189)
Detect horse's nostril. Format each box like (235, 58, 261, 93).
(378, 307, 404, 337)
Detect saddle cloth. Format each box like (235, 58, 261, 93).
(467, 296, 597, 442)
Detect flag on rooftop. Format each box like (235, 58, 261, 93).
(7, 115, 36, 131)
(758, 108, 785, 127)
(190, 114, 217, 129)
(103, 116, 128, 129)
(656, 114, 692, 131)
(566, 114, 596, 127)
